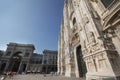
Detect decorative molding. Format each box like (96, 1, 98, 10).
(71, 33, 80, 46)
(90, 0, 98, 3)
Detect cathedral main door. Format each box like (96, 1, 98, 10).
(76, 45, 87, 77)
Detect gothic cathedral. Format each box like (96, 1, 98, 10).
(58, 0, 120, 80)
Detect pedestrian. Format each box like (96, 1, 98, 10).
(6, 72, 9, 78)
(8, 72, 11, 78)
(0, 75, 5, 80)
(10, 72, 14, 80)
(43, 72, 46, 77)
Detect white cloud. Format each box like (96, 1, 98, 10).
(0, 45, 7, 51)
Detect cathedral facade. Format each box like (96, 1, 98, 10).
(58, 0, 120, 80)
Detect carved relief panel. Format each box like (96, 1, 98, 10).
(86, 57, 94, 72)
(115, 24, 120, 40)
(71, 33, 80, 46)
(88, 32, 96, 44)
(98, 53, 107, 70)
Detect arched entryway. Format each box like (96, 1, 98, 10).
(22, 64, 26, 72)
(0, 63, 6, 73)
(8, 52, 22, 72)
(76, 45, 87, 77)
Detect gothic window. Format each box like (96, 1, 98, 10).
(6, 51, 11, 56)
(24, 53, 30, 57)
(101, 0, 115, 8)
(73, 17, 76, 25)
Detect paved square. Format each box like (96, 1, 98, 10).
(1, 74, 85, 80)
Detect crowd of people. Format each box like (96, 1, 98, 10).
(0, 72, 15, 80)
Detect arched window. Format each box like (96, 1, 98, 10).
(101, 0, 115, 8)
(73, 17, 76, 25)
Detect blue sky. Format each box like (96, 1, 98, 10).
(0, 0, 64, 53)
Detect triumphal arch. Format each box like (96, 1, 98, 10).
(0, 42, 35, 74)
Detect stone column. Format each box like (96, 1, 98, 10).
(25, 62, 29, 73)
(57, 53, 60, 74)
(60, 66, 63, 75)
(65, 58, 73, 77)
(61, 56, 64, 74)
(45, 65, 48, 73)
(4, 61, 9, 72)
(18, 61, 23, 74)
(60, 50, 64, 75)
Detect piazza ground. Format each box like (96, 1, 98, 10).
(1, 74, 85, 80)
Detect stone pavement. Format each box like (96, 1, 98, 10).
(1, 74, 85, 80)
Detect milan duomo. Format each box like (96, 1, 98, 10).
(57, 0, 120, 80)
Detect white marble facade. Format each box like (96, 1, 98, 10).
(58, 0, 120, 80)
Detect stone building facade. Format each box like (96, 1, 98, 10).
(58, 0, 120, 80)
(0, 43, 58, 74)
(0, 50, 5, 73)
(28, 53, 43, 73)
(42, 50, 58, 74)
(0, 42, 35, 74)
(0, 50, 4, 59)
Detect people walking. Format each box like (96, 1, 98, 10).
(0, 75, 6, 80)
(10, 72, 14, 80)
